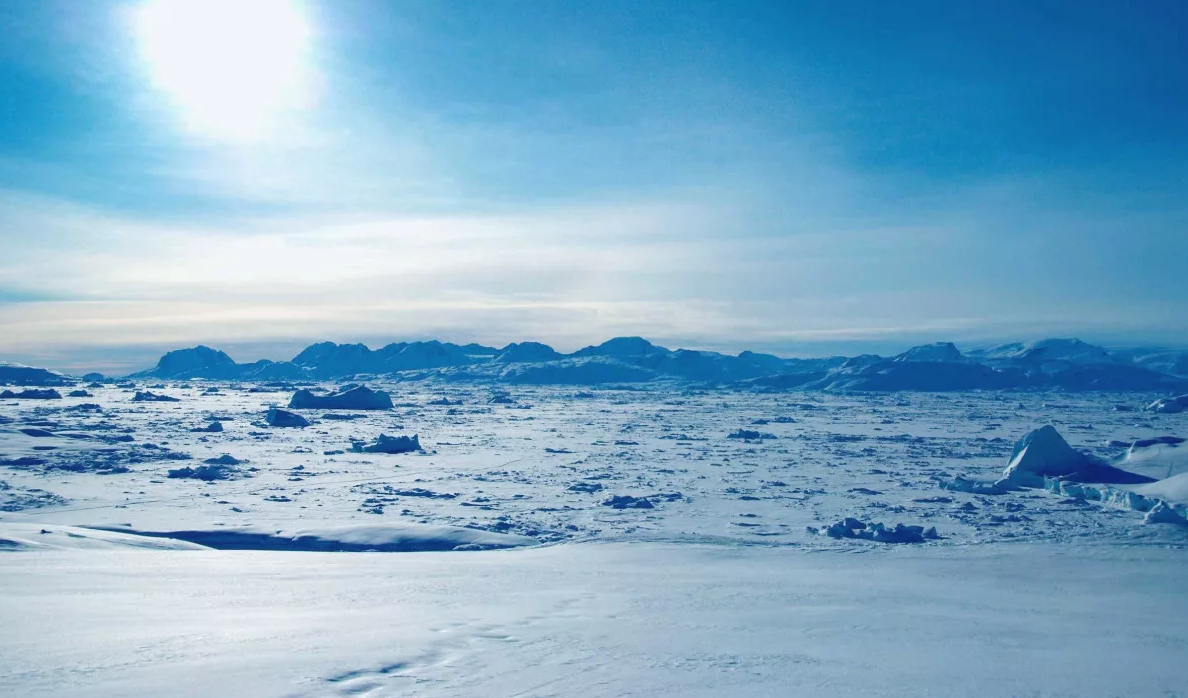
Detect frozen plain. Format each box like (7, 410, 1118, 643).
(3, 382, 1188, 697)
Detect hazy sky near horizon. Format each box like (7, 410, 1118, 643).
(2, 0, 1187, 371)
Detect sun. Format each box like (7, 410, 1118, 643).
(134, 0, 314, 141)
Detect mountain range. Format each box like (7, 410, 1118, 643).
(4, 337, 1187, 392)
(117, 336, 1188, 392)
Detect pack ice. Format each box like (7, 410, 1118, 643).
(2, 335, 1188, 697)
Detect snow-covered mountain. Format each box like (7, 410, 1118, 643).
(18, 337, 1188, 392)
(976, 338, 1118, 364)
(493, 342, 562, 363)
(894, 342, 965, 363)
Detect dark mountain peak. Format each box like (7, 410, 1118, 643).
(575, 336, 669, 358)
(895, 342, 965, 363)
(149, 346, 235, 377)
(495, 342, 561, 363)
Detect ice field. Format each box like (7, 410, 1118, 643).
(2, 374, 1188, 697)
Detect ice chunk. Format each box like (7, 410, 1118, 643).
(1000, 425, 1153, 487)
(132, 391, 180, 403)
(1002, 426, 1090, 487)
(940, 475, 1011, 495)
(1146, 394, 1188, 413)
(350, 433, 422, 454)
(167, 463, 242, 481)
(602, 495, 655, 509)
(287, 385, 393, 410)
(568, 482, 604, 493)
(727, 429, 777, 440)
(811, 518, 938, 543)
(1142, 501, 1188, 526)
(265, 407, 310, 428)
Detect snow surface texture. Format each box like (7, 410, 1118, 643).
(2, 544, 1188, 697)
(3, 372, 1188, 696)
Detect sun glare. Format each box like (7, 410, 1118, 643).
(134, 0, 314, 141)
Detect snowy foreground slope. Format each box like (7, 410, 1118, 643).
(4, 543, 1188, 698)
(3, 381, 1188, 696)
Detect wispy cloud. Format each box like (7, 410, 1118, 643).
(3, 169, 1186, 372)
(2, 0, 1187, 371)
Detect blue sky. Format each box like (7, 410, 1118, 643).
(1, 0, 1186, 372)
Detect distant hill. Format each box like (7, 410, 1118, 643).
(131, 346, 302, 381)
(0, 362, 74, 387)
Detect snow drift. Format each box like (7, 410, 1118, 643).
(0, 523, 209, 550)
(83, 523, 533, 552)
